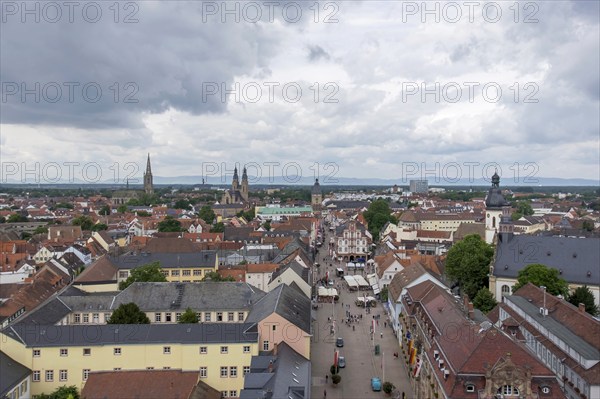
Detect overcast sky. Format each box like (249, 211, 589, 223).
(1, 1, 599, 184)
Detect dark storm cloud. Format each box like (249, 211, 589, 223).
(308, 45, 331, 61)
(0, 1, 312, 129)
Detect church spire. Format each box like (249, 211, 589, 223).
(242, 167, 248, 181)
(143, 153, 154, 195)
(146, 153, 152, 174)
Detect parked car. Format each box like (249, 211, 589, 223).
(336, 337, 344, 347)
(371, 377, 382, 391)
(338, 356, 346, 368)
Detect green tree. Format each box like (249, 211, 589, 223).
(117, 204, 128, 213)
(202, 271, 235, 282)
(118, 261, 167, 290)
(236, 209, 255, 221)
(363, 199, 396, 241)
(173, 199, 191, 210)
(158, 216, 182, 232)
(211, 222, 225, 233)
(472, 288, 497, 313)
(511, 201, 534, 220)
(380, 286, 389, 302)
(91, 223, 108, 231)
(382, 382, 395, 394)
(263, 220, 271, 231)
(198, 205, 216, 224)
(567, 285, 599, 316)
(107, 302, 150, 324)
(445, 234, 494, 300)
(7, 213, 28, 223)
(98, 205, 111, 215)
(179, 307, 199, 323)
(37, 385, 80, 399)
(512, 263, 569, 296)
(332, 374, 342, 384)
(582, 220, 594, 232)
(136, 210, 151, 217)
(33, 226, 49, 235)
(72, 216, 94, 230)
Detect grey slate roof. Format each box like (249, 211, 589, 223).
(246, 284, 311, 334)
(110, 251, 217, 269)
(0, 351, 31, 397)
(12, 296, 72, 326)
(3, 322, 258, 347)
(113, 282, 266, 311)
(240, 342, 310, 399)
(494, 235, 600, 285)
(505, 295, 600, 361)
(269, 261, 309, 285)
(326, 200, 370, 210)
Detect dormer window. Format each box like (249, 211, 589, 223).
(466, 384, 475, 393)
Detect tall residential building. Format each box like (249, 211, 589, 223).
(143, 153, 154, 195)
(409, 180, 428, 194)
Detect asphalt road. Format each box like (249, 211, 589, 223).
(311, 227, 414, 399)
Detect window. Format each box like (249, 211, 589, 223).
(146, 367, 154, 370)
(200, 367, 207, 378)
(217, 312, 223, 321)
(92, 313, 99, 323)
(163, 346, 171, 354)
(33, 349, 40, 357)
(182, 269, 191, 276)
(193, 269, 201, 276)
(83, 348, 91, 356)
(45, 370, 54, 382)
(171, 270, 180, 276)
(60, 348, 68, 356)
(74, 313, 80, 323)
(466, 384, 475, 393)
(222, 391, 228, 398)
(83, 314, 89, 323)
(114, 368, 121, 371)
(243, 366, 250, 375)
(200, 346, 207, 354)
(220, 366, 228, 377)
(205, 312, 211, 322)
(165, 313, 172, 322)
(263, 340, 269, 351)
(114, 347, 122, 355)
(221, 346, 228, 354)
(59, 370, 68, 381)
(155, 313, 162, 322)
(229, 391, 237, 397)
(238, 312, 244, 321)
(230, 366, 237, 377)
(498, 385, 519, 396)
(243, 346, 250, 353)
(163, 366, 171, 370)
(272, 325, 277, 331)
(33, 371, 40, 382)
(228, 312, 234, 321)
(541, 386, 550, 394)
(161, 270, 169, 276)
(83, 369, 90, 381)
(105, 313, 111, 321)
(176, 312, 182, 322)
(119, 271, 128, 279)
(501, 285, 510, 295)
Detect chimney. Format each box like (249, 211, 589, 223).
(578, 303, 586, 313)
(268, 360, 273, 373)
(468, 302, 474, 320)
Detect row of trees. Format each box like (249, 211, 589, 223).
(446, 234, 598, 316)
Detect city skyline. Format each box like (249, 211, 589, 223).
(1, 1, 599, 181)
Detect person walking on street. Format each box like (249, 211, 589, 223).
(326, 375, 328, 383)
(324, 389, 327, 398)
(381, 332, 383, 339)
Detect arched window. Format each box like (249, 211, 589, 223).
(501, 285, 510, 296)
(492, 216, 496, 228)
(497, 385, 520, 396)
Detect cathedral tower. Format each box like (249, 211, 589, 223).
(143, 154, 154, 195)
(241, 167, 249, 202)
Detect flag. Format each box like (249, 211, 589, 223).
(334, 350, 339, 367)
(414, 357, 422, 377)
(409, 347, 417, 365)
